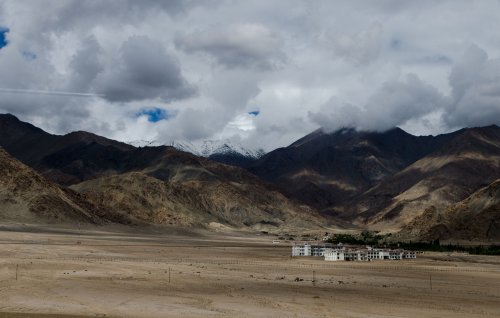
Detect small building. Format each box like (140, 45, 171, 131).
(389, 249, 403, 260)
(292, 242, 311, 256)
(292, 241, 333, 256)
(321, 246, 417, 262)
(367, 248, 383, 260)
(293, 242, 418, 261)
(344, 249, 367, 261)
(324, 249, 344, 261)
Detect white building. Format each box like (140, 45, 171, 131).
(292, 243, 311, 256)
(367, 248, 384, 260)
(323, 246, 417, 262)
(292, 242, 418, 261)
(345, 250, 365, 261)
(389, 250, 403, 260)
(292, 242, 334, 256)
(324, 249, 345, 261)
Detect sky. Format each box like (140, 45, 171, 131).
(1, 0, 500, 151)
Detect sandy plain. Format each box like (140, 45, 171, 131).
(0, 224, 499, 318)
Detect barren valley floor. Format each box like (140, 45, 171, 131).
(0, 225, 499, 318)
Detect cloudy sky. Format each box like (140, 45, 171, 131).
(1, 0, 500, 151)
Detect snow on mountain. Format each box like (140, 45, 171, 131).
(126, 139, 265, 159)
(171, 140, 265, 159)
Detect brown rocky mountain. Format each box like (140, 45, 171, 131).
(248, 125, 500, 235)
(0, 113, 135, 185)
(0, 114, 261, 186)
(71, 172, 322, 231)
(249, 127, 456, 212)
(2, 113, 499, 237)
(398, 179, 500, 241)
(0, 146, 106, 224)
(347, 126, 500, 231)
(0, 114, 325, 231)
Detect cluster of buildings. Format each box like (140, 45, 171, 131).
(292, 242, 416, 261)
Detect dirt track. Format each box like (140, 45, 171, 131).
(0, 225, 499, 317)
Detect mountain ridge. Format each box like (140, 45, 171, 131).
(2, 112, 499, 239)
(0, 113, 326, 231)
(248, 126, 459, 211)
(398, 178, 500, 241)
(0, 146, 109, 225)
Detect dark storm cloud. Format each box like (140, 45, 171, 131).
(0, 0, 202, 139)
(68, 35, 103, 92)
(175, 23, 286, 70)
(444, 45, 500, 128)
(37, 0, 196, 32)
(95, 36, 196, 103)
(415, 55, 453, 65)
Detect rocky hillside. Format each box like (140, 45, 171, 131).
(249, 127, 456, 211)
(347, 126, 500, 231)
(2, 113, 499, 236)
(398, 179, 500, 241)
(0, 114, 264, 186)
(0, 114, 325, 231)
(248, 124, 500, 234)
(0, 147, 106, 224)
(71, 172, 323, 231)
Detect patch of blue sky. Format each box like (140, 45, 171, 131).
(0, 27, 9, 49)
(136, 107, 176, 122)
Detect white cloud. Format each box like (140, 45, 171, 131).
(1, 0, 500, 152)
(308, 73, 445, 132)
(328, 21, 384, 65)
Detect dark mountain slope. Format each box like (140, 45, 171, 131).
(71, 171, 323, 231)
(0, 114, 326, 230)
(348, 125, 500, 231)
(208, 151, 258, 168)
(0, 146, 107, 224)
(0, 114, 135, 184)
(398, 179, 500, 241)
(249, 127, 456, 210)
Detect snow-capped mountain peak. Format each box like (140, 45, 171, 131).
(126, 140, 163, 148)
(126, 139, 265, 160)
(171, 139, 265, 159)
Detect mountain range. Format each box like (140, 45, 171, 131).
(0, 146, 110, 224)
(247, 125, 500, 240)
(127, 139, 265, 168)
(0, 113, 324, 231)
(1, 113, 499, 241)
(248, 127, 456, 211)
(398, 178, 500, 241)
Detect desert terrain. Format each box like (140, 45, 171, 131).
(0, 225, 499, 318)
